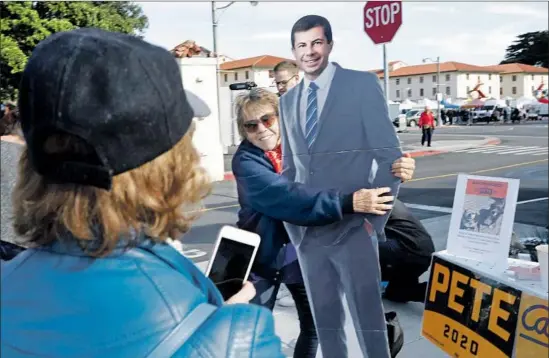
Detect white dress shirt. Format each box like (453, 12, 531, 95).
(299, 62, 337, 135)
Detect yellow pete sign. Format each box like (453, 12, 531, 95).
(422, 256, 521, 357)
(515, 292, 549, 357)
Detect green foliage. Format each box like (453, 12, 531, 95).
(0, 1, 149, 101)
(500, 30, 549, 68)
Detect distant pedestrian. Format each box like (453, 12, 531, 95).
(419, 106, 435, 147)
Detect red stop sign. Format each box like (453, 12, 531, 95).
(364, 1, 402, 45)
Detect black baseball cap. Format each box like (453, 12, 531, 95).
(18, 28, 210, 190)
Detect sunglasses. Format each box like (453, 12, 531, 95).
(243, 114, 277, 133)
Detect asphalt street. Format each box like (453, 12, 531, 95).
(181, 120, 548, 263)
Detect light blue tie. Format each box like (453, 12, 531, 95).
(305, 82, 319, 149)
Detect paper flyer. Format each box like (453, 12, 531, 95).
(446, 175, 520, 271)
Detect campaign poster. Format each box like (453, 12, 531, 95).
(446, 175, 520, 271)
(514, 292, 549, 357)
(422, 255, 522, 358)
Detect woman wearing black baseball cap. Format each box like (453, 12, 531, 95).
(1, 28, 283, 357)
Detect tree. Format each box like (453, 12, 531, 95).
(1, 1, 148, 101)
(500, 30, 549, 68)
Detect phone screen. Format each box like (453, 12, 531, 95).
(207, 237, 256, 301)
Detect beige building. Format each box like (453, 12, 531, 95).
(373, 61, 501, 102)
(372, 61, 548, 102)
(488, 63, 548, 99)
(219, 55, 300, 89)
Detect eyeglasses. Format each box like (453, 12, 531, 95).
(275, 76, 297, 87)
(243, 114, 277, 133)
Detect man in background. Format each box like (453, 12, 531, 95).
(274, 61, 300, 97)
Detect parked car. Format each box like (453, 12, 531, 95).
(393, 109, 438, 127)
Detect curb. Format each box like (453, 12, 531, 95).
(222, 137, 502, 181)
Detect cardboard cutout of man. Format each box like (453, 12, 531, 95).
(279, 15, 403, 357)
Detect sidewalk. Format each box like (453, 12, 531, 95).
(222, 136, 501, 180)
(192, 216, 546, 358)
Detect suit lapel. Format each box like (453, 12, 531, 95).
(291, 81, 308, 151)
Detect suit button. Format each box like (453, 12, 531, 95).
(310, 171, 314, 175)
(276, 271, 280, 275)
(283, 243, 287, 247)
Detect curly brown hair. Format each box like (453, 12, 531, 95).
(11, 123, 211, 257)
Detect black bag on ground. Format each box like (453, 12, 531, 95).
(386, 311, 404, 357)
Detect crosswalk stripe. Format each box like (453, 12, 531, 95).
(459, 146, 512, 153)
(453, 145, 512, 153)
(452, 145, 548, 156)
(496, 146, 543, 155)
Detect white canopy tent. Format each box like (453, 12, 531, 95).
(483, 98, 508, 107)
(509, 96, 538, 108)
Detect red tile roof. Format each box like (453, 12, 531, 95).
(485, 63, 548, 74)
(377, 61, 500, 78)
(220, 55, 295, 71)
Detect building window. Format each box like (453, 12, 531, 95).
(488, 86, 492, 94)
(396, 79, 400, 85)
(234, 73, 238, 81)
(532, 75, 535, 80)
(466, 73, 470, 80)
(512, 75, 517, 82)
(500, 87, 503, 95)
(532, 86, 535, 93)
(500, 76, 503, 82)
(407, 89, 412, 97)
(407, 78, 411, 85)
(224, 73, 228, 82)
(420, 88, 424, 96)
(446, 86, 450, 95)
(268, 70, 274, 78)
(396, 89, 400, 98)
(432, 87, 436, 96)
(445, 74, 450, 81)
(432, 75, 436, 82)
(419, 76, 424, 83)
(466, 86, 470, 93)
(245, 71, 249, 80)
(477, 76, 480, 82)
(488, 74, 492, 80)
(512, 87, 517, 94)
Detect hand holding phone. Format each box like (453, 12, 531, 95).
(225, 281, 256, 304)
(205, 226, 260, 301)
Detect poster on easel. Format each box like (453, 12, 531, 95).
(446, 174, 520, 272)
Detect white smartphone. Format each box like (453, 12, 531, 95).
(205, 225, 261, 301)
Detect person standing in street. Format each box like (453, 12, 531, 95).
(419, 106, 435, 147)
(279, 15, 409, 358)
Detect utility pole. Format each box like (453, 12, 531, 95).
(211, 2, 224, 149)
(436, 56, 442, 126)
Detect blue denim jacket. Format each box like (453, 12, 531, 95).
(1, 233, 284, 357)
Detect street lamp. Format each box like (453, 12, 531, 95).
(423, 56, 443, 126)
(211, 1, 258, 150)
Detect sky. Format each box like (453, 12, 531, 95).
(141, 1, 549, 71)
